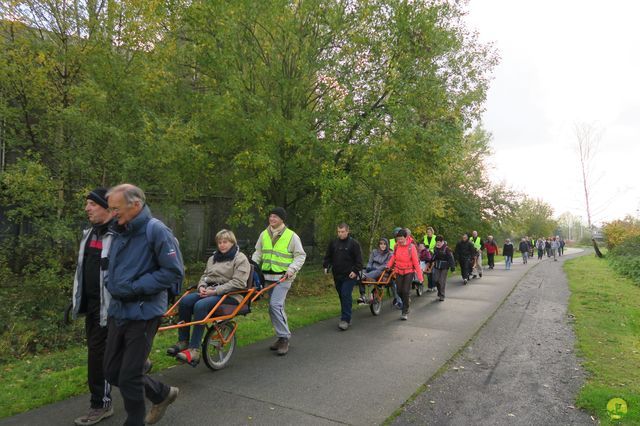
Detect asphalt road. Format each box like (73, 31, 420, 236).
(2, 249, 588, 426)
(392, 249, 594, 426)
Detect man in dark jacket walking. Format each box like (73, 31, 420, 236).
(104, 184, 184, 426)
(454, 234, 476, 285)
(323, 223, 363, 331)
(519, 238, 529, 264)
(72, 188, 115, 426)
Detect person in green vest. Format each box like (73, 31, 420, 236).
(252, 207, 306, 356)
(470, 230, 483, 278)
(423, 227, 437, 292)
(389, 227, 402, 251)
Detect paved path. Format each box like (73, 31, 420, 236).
(392, 248, 593, 425)
(2, 249, 585, 426)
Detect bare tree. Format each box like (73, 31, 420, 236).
(574, 123, 601, 230)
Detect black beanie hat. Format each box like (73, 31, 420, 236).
(269, 207, 287, 222)
(87, 187, 109, 209)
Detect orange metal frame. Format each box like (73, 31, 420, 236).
(361, 269, 396, 303)
(158, 279, 283, 333)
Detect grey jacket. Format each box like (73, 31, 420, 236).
(72, 228, 114, 327)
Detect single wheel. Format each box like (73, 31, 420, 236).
(370, 288, 382, 316)
(415, 283, 424, 297)
(202, 321, 237, 371)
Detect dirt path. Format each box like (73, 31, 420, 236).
(391, 250, 595, 425)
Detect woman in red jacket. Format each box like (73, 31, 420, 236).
(387, 229, 423, 321)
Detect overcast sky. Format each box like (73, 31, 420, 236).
(465, 0, 639, 225)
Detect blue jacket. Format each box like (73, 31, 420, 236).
(106, 206, 184, 321)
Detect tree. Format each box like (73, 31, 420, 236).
(574, 123, 601, 230)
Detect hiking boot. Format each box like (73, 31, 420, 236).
(175, 348, 200, 367)
(277, 339, 289, 356)
(74, 406, 114, 426)
(400, 314, 408, 321)
(145, 386, 179, 425)
(338, 320, 350, 331)
(270, 337, 286, 351)
(166, 340, 188, 356)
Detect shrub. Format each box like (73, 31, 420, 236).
(608, 235, 640, 286)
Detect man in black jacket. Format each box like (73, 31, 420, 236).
(454, 234, 476, 285)
(323, 223, 363, 331)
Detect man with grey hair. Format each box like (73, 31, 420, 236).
(104, 184, 184, 426)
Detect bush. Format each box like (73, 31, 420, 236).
(603, 217, 640, 250)
(608, 235, 640, 286)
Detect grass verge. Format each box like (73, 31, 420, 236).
(565, 255, 640, 424)
(0, 269, 342, 419)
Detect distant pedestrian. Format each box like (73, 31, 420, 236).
(484, 236, 499, 269)
(454, 233, 476, 285)
(387, 229, 423, 320)
(323, 223, 363, 330)
(536, 238, 545, 260)
(551, 236, 560, 261)
(519, 238, 529, 264)
(559, 237, 565, 256)
(470, 230, 483, 278)
(72, 188, 115, 426)
(253, 207, 306, 355)
(423, 227, 437, 292)
(502, 239, 514, 270)
(545, 238, 551, 257)
(429, 236, 455, 301)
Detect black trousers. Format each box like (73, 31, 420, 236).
(487, 253, 495, 268)
(104, 316, 169, 426)
(86, 301, 111, 409)
(396, 273, 413, 315)
(460, 257, 472, 280)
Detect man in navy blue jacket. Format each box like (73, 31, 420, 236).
(104, 184, 184, 426)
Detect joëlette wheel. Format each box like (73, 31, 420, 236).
(202, 321, 237, 370)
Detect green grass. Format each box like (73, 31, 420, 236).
(0, 269, 344, 419)
(565, 255, 640, 425)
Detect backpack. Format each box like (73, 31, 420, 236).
(146, 218, 184, 297)
(248, 258, 264, 291)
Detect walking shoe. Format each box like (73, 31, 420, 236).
(438, 296, 445, 301)
(270, 337, 286, 351)
(74, 406, 114, 426)
(472, 274, 477, 279)
(277, 338, 289, 356)
(357, 295, 366, 305)
(338, 320, 350, 331)
(463, 279, 468, 285)
(145, 386, 179, 425)
(479, 273, 482, 278)
(400, 314, 408, 321)
(175, 348, 200, 367)
(166, 340, 188, 356)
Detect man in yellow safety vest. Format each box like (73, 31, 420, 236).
(253, 207, 306, 356)
(470, 230, 483, 278)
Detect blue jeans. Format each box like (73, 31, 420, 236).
(334, 276, 357, 322)
(178, 292, 224, 348)
(505, 256, 512, 270)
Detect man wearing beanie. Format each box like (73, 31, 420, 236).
(252, 207, 306, 355)
(71, 188, 115, 425)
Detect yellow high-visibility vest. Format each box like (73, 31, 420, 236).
(423, 235, 436, 253)
(470, 236, 482, 250)
(261, 228, 294, 273)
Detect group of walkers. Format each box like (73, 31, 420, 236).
(72, 185, 306, 426)
(71, 183, 567, 426)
